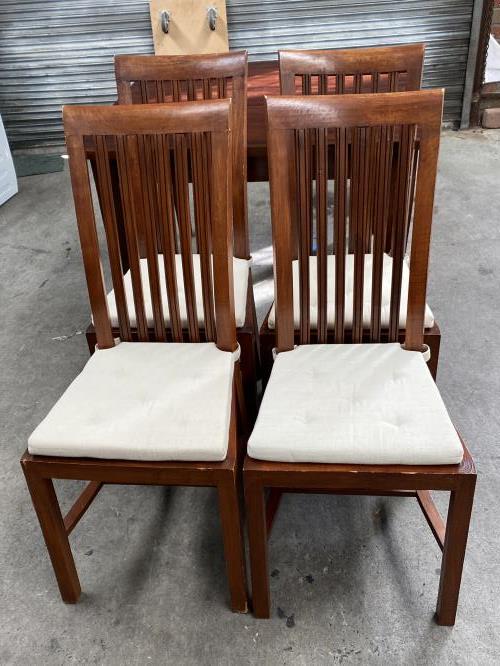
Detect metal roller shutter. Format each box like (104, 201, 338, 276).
(228, 0, 477, 123)
(0, 0, 476, 148)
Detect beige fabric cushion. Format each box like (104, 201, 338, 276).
(248, 343, 463, 465)
(29, 342, 235, 462)
(106, 255, 250, 329)
(268, 254, 434, 330)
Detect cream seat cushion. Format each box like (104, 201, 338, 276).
(28, 342, 235, 462)
(248, 343, 463, 465)
(268, 254, 434, 330)
(106, 255, 250, 329)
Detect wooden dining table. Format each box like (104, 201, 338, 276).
(244, 60, 407, 181)
(246, 61, 281, 181)
(88, 59, 402, 181)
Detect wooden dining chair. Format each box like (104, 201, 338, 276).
(245, 90, 476, 625)
(21, 100, 248, 613)
(85, 50, 260, 420)
(260, 44, 442, 385)
(279, 43, 425, 95)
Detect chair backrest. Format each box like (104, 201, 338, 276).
(114, 51, 249, 259)
(64, 100, 237, 353)
(279, 44, 425, 96)
(266, 90, 443, 353)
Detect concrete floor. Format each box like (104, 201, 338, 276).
(1, 129, 499, 665)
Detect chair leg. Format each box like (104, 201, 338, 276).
(22, 465, 81, 603)
(245, 479, 271, 618)
(435, 476, 476, 625)
(218, 476, 248, 613)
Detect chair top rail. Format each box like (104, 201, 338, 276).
(63, 99, 231, 137)
(279, 44, 424, 78)
(115, 50, 248, 82)
(266, 90, 443, 131)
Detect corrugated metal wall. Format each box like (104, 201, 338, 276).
(0, 0, 475, 148)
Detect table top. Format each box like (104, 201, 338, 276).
(247, 61, 281, 149)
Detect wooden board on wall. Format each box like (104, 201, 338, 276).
(150, 0, 229, 55)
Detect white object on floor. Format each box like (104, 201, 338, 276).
(485, 35, 500, 84)
(106, 255, 250, 329)
(28, 342, 235, 461)
(0, 114, 17, 206)
(248, 343, 463, 465)
(267, 254, 435, 330)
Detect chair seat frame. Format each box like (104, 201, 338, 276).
(244, 440, 476, 624)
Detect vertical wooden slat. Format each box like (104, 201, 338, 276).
(231, 69, 249, 259)
(137, 134, 167, 341)
(161, 80, 170, 102)
(405, 125, 441, 351)
(192, 131, 216, 341)
(334, 127, 347, 343)
(405, 146, 420, 250)
(139, 80, 149, 103)
(91, 155, 130, 272)
(296, 128, 311, 345)
(211, 129, 237, 353)
(173, 133, 199, 341)
(115, 134, 149, 341)
(363, 126, 376, 253)
(66, 135, 114, 349)
(155, 80, 162, 103)
(156, 134, 183, 342)
(370, 125, 393, 342)
(172, 80, 181, 102)
(109, 159, 130, 273)
(305, 128, 314, 252)
(269, 129, 295, 352)
(318, 74, 328, 94)
(315, 127, 328, 343)
(388, 124, 414, 342)
(302, 75, 311, 95)
(218, 77, 227, 98)
(94, 136, 131, 341)
(351, 127, 367, 344)
(369, 125, 384, 342)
